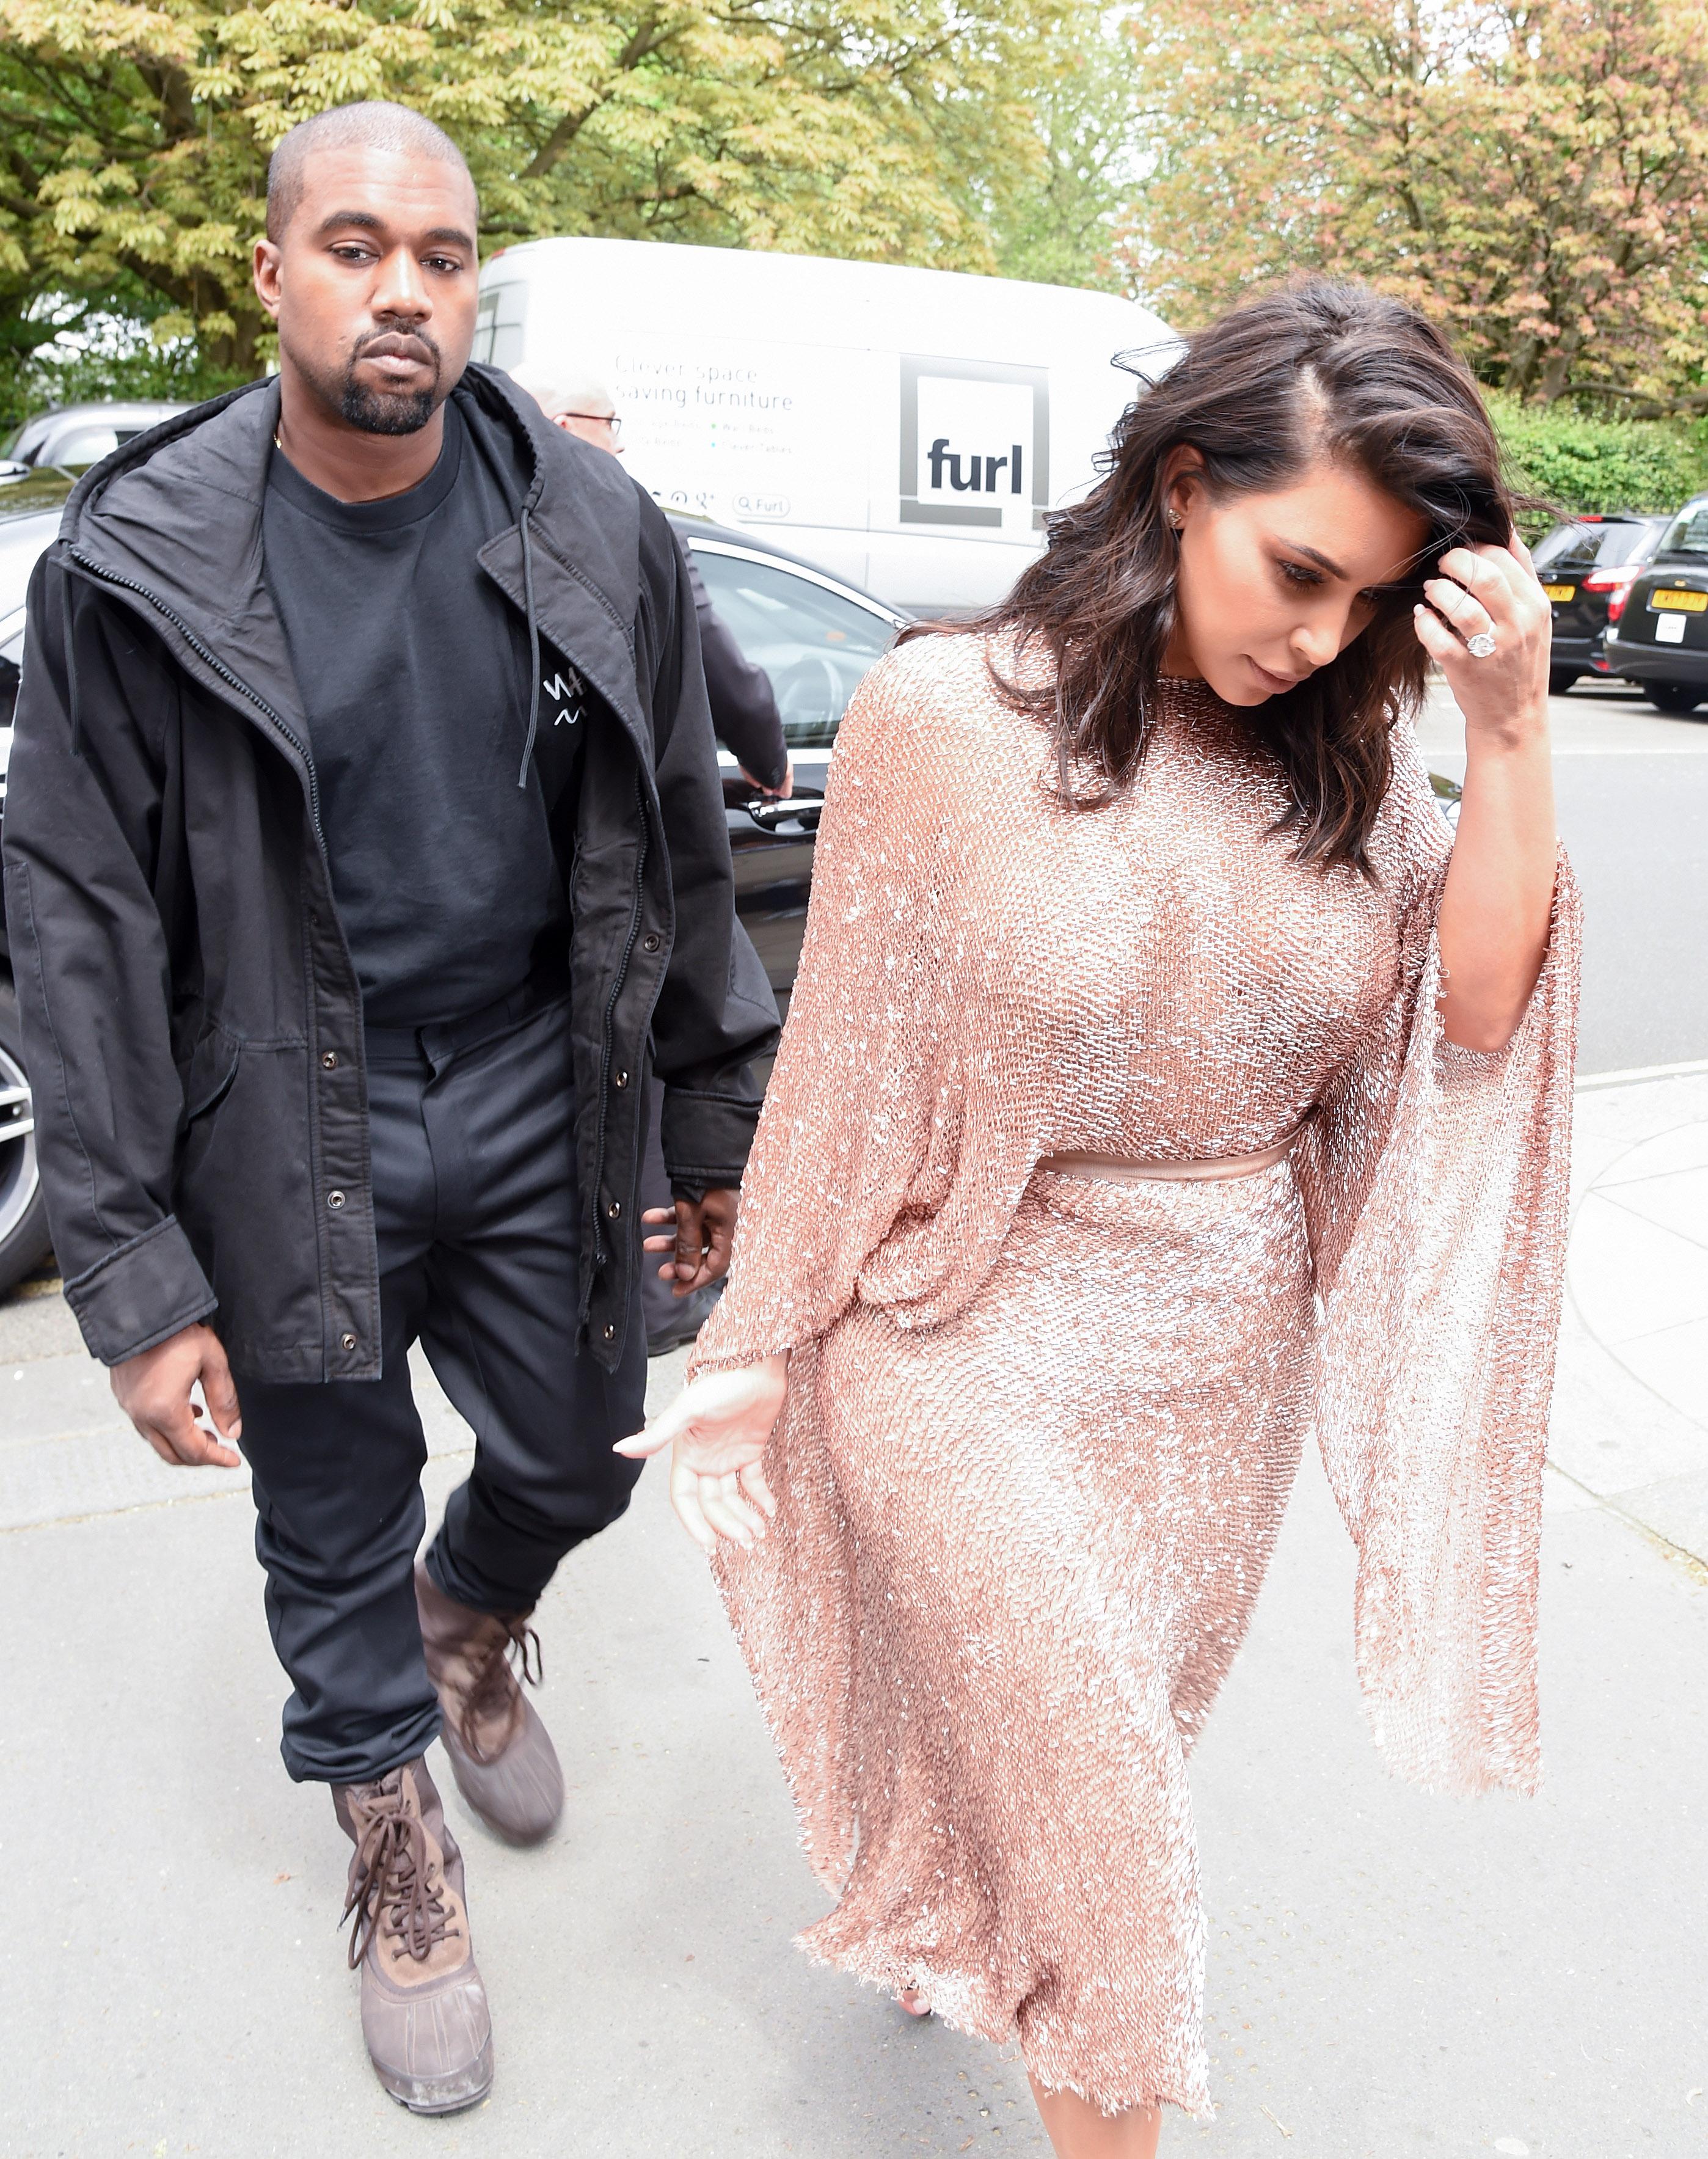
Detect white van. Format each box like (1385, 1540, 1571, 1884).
(474, 239, 1179, 613)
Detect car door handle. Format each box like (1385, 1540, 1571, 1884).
(743, 796, 823, 833)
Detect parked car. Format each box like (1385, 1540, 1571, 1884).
(1532, 511, 1668, 694)
(674, 516, 905, 1026)
(3, 400, 189, 473)
(0, 478, 66, 1291)
(1603, 495, 1708, 714)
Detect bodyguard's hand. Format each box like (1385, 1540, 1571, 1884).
(112, 1321, 243, 1469)
(615, 1354, 786, 1549)
(641, 1186, 740, 1296)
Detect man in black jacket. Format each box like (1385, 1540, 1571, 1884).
(2, 102, 776, 2113)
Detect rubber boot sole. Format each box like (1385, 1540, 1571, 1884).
(377, 2036, 495, 2114)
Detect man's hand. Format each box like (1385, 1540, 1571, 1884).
(112, 1321, 243, 1469)
(641, 1188, 740, 1296)
(738, 757, 794, 802)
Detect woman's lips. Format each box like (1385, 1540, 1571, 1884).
(1249, 657, 1302, 692)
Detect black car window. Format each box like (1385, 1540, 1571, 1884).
(1657, 502, 1708, 563)
(1534, 519, 1658, 574)
(1533, 522, 1605, 574)
(690, 548, 896, 750)
(1593, 519, 1665, 566)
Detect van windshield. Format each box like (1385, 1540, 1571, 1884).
(1656, 502, 1708, 563)
(690, 548, 896, 750)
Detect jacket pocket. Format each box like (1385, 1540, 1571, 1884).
(181, 1030, 241, 1128)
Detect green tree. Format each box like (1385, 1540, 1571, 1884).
(1115, 0, 1708, 412)
(982, 23, 1142, 291)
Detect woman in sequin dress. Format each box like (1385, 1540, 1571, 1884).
(620, 282, 1577, 2156)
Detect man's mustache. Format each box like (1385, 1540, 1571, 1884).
(352, 327, 441, 371)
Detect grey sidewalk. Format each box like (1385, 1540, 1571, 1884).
(2, 1075, 1705, 2158)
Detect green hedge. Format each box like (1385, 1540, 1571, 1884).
(1489, 391, 1708, 521)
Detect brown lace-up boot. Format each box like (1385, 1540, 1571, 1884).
(415, 1563, 564, 1846)
(334, 1758, 494, 2114)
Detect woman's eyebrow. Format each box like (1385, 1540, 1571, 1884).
(1277, 538, 1348, 577)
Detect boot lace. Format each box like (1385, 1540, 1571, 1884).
(340, 1774, 461, 1970)
(458, 1617, 543, 1767)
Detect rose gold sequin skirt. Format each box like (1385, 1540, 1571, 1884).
(715, 1158, 1320, 2119)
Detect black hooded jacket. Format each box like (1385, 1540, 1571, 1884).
(2, 365, 778, 1379)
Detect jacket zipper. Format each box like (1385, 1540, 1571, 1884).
(67, 546, 327, 849)
(585, 775, 649, 1315)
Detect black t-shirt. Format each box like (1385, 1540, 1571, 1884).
(261, 400, 578, 1029)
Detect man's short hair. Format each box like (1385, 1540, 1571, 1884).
(266, 101, 475, 241)
(508, 360, 617, 421)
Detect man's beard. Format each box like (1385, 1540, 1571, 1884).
(301, 324, 445, 435)
(340, 373, 437, 435)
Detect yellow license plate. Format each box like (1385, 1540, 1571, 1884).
(1652, 589, 1708, 612)
(1543, 584, 1575, 602)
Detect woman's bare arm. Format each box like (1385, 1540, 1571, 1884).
(1413, 538, 1558, 1054)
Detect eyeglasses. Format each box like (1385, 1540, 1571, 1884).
(561, 411, 621, 439)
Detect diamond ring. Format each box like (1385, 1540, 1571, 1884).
(1465, 631, 1497, 659)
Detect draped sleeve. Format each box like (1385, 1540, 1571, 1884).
(690, 645, 958, 1375)
(1294, 730, 1581, 1798)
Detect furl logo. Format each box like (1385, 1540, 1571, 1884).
(925, 439, 1024, 498)
(899, 356, 1049, 533)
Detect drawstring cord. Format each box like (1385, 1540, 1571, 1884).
(516, 502, 541, 787)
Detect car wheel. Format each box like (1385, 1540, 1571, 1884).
(1548, 667, 1579, 697)
(1646, 682, 1706, 715)
(0, 982, 53, 1295)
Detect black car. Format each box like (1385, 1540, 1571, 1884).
(1604, 495, 1708, 714)
(1532, 511, 1668, 695)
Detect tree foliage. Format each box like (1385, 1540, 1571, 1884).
(1117, 0, 1708, 411)
(0, 0, 1084, 425)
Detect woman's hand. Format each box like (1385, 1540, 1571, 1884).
(614, 1354, 788, 1551)
(1416, 533, 1559, 1055)
(1412, 536, 1552, 747)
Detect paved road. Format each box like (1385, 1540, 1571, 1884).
(1417, 678, 1708, 1076)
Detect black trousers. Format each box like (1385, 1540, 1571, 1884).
(234, 998, 648, 1787)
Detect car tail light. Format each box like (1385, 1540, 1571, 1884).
(1583, 566, 1641, 622)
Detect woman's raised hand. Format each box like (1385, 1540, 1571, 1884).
(614, 1354, 788, 1551)
(1412, 533, 1553, 746)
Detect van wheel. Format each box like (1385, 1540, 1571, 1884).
(1548, 668, 1579, 697)
(0, 982, 54, 1295)
(1647, 682, 1705, 715)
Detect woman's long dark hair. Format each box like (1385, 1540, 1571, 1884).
(916, 279, 1521, 871)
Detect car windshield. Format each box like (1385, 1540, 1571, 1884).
(1655, 502, 1708, 564)
(690, 547, 895, 750)
(1533, 519, 1662, 574)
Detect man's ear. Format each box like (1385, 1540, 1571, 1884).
(252, 238, 284, 321)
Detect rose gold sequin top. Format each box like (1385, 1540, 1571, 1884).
(690, 634, 1580, 2117)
